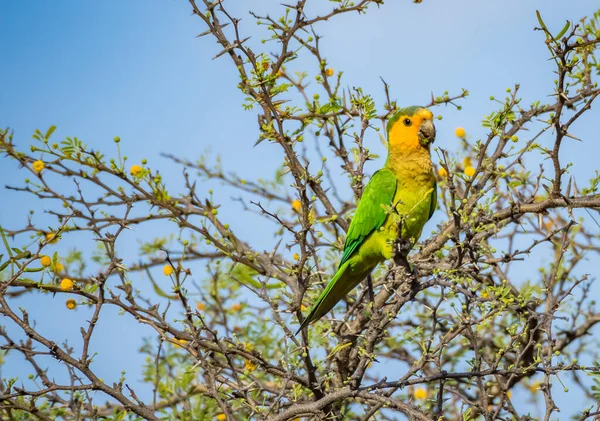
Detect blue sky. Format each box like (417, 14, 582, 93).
(1, 0, 599, 417)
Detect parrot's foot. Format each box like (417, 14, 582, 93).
(395, 238, 413, 256)
(393, 238, 419, 277)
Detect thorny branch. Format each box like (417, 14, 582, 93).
(1, 2, 600, 420)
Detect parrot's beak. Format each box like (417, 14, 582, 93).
(418, 119, 436, 147)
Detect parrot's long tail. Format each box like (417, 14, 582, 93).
(296, 259, 373, 335)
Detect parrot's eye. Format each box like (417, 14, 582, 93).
(403, 118, 412, 127)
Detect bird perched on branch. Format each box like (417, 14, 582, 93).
(298, 106, 437, 332)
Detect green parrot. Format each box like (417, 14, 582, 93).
(297, 106, 437, 332)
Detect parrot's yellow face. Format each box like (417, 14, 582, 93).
(388, 107, 436, 152)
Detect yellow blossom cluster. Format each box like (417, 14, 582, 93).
(40, 253, 63, 272)
(40, 255, 52, 267)
(45, 232, 59, 244)
(463, 157, 476, 178)
(60, 278, 74, 291)
(438, 156, 476, 178)
(244, 359, 257, 371)
(32, 160, 45, 173)
(66, 299, 77, 310)
(291, 199, 302, 212)
(173, 338, 187, 348)
(413, 387, 427, 400)
(528, 381, 541, 392)
(130, 164, 143, 176)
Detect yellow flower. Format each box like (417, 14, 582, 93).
(60, 278, 74, 291)
(437, 167, 448, 178)
(506, 390, 512, 398)
(325, 68, 335, 77)
(45, 232, 58, 244)
(293, 253, 299, 261)
(291, 199, 302, 212)
(231, 303, 242, 312)
(196, 302, 206, 311)
(463, 157, 472, 167)
(66, 299, 77, 310)
(276, 69, 283, 77)
(244, 359, 257, 371)
(130, 164, 142, 176)
(32, 160, 45, 174)
(413, 387, 427, 400)
(455, 127, 466, 138)
(464, 166, 476, 177)
(528, 381, 541, 393)
(216, 414, 226, 421)
(40, 255, 52, 267)
(301, 304, 307, 311)
(481, 290, 489, 299)
(54, 261, 64, 273)
(163, 264, 174, 276)
(174, 338, 187, 348)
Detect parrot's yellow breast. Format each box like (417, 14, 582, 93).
(355, 153, 435, 264)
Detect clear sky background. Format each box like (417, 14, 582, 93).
(2, 0, 600, 418)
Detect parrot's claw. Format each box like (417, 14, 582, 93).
(393, 238, 419, 278)
(395, 238, 413, 256)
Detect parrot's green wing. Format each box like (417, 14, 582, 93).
(296, 169, 397, 334)
(427, 178, 437, 220)
(338, 168, 398, 267)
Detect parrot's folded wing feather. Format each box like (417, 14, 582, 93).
(427, 178, 437, 221)
(338, 168, 398, 267)
(296, 169, 397, 334)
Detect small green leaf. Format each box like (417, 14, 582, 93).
(536, 10, 548, 32)
(554, 21, 570, 40)
(45, 125, 57, 140)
